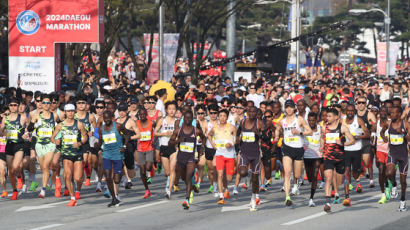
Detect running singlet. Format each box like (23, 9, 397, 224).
(240, 119, 260, 158)
(137, 120, 154, 152)
(282, 116, 304, 148)
(147, 110, 160, 123)
(5, 114, 24, 143)
(205, 121, 216, 149)
(102, 122, 123, 160)
(76, 113, 91, 132)
(159, 117, 175, 146)
(323, 123, 344, 161)
(260, 122, 274, 154)
(214, 124, 235, 158)
(343, 116, 362, 151)
(60, 120, 81, 156)
(388, 121, 408, 155)
(304, 124, 321, 158)
(178, 126, 197, 155)
(273, 113, 284, 147)
(36, 113, 55, 145)
(376, 120, 389, 153)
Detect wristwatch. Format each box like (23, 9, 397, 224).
(299, 131, 303, 136)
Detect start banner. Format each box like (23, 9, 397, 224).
(9, 0, 104, 92)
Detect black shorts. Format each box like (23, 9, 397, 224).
(239, 154, 261, 174)
(205, 147, 216, 161)
(160, 146, 176, 159)
(0, 153, 5, 162)
(388, 153, 409, 175)
(123, 151, 135, 170)
(80, 142, 90, 154)
(304, 158, 323, 168)
(177, 151, 195, 168)
(361, 140, 372, 154)
(324, 159, 345, 174)
(261, 150, 272, 167)
(62, 154, 84, 162)
(344, 150, 362, 174)
(282, 144, 304, 161)
(5, 142, 25, 156)
(234, 144, 240, 155)
(89, 147, 99, 155)
(23, 141, 31, 157)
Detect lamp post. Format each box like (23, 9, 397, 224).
(349, 0, 390, 78)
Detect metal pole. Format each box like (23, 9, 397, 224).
(242, 38, 245, 54)
(296, 0, 300, 80)
(385, 0, 390, 78)
(226, 0, 236, 79)
(290, 0, 297, 71)
(158, 0, 164, 81)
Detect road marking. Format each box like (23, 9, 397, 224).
(116, 200, 169, 213)
(15, 201, 69, 212)
(221, 200, 268, 212)
(281, 195, 381, 225)
(29, 224, 64, 230)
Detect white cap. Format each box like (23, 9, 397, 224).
(103, 85, 113, 90)
(64, 104, 76, 111)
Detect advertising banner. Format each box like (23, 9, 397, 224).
(9, 0, 104, 92)
(376, 42, 400, 76)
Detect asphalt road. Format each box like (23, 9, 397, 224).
(1, 165, 410, 230)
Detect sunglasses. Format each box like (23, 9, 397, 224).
(235, 106, 244, 109)
(264, 115, 272, 118)
(356, 101, 366, 105)
(76, 101, 86, 104)
(36, 100, 41, 103)
(197, 99, 204, 102)
(210, 112, 218, 115)
(144, 101, 155, 104)
(96, 106, 104, 109)
(42, 101, 51, 105)
(9, 104, 18, 107)
(176, 98, 183, 101)
(197, 112, 205, 115)
(250, 88, 256, 90)
(52, 101, 58, 104)
(331, 101, 338, 104)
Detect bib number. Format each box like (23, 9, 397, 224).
(37, 128, 53, 138)
(6, 130, 18, 140)
(180, 142, 194, 153)
(103, 133, 117, 144)
(63, 135, 77, 145)
(0, 137, 6, 152)
(390, 134, 404, 145)
(326, 133, 339, 144)
(286, 136, 300, 143)
(306, 137, 319, 145)
(242, 132, 255, 142)
(140, 131, 151, 141)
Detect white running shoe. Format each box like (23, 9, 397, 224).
(214, 192, 219, 198)
(309, 199, 315, 207)
(398, 201, 407, 212)
(319, 181, 325, 189)
(115, 194, 121, 201)
(250, 198, 257, 211)
(21, 184, 27, 193)
(121, 179, 126, 187)
(165, 191, 171, 199)
(392, 187, 398, 199)
(281, 186, 285, 192)
(96, 182, 102, 192)
(233, 188, 239, 195)
(290, 184, 300, 196)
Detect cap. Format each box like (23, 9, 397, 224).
(186, 99, 195, 106)
(103, 85, 113, 90)
(99, 78, 109, 84)
(284, 100, 295, 108)
(189, 85, 196, 90)
(118, 103, 128, 111)
(129, 97, 138, 104)
(298, 85, 305, 90)
(64, 104, 76, 111)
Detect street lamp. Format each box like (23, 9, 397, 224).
(349, 1, 390, 78)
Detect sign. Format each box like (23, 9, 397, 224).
(338, 53, 350, 65)
(376, 42, 400, 76)
(144, 33, 180, 85)
(9, 0, 104, 92)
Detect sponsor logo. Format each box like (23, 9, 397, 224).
(16, 10, 40, 35)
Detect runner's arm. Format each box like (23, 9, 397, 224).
(357, 118, 370, 139)
(51, 123, 62, 145)
(380, 121, 390, 143)
(78, 122, 88, 145)
(299, 117, 312, 136)
(154, 117, 164, 137)
(342, 124, 355, 146)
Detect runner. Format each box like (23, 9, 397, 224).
(259, 109, 275, 192)
(274, 100, 312, 206)
(205, 104, 219, 196)
(208, 109, 236, 205)
(51, 104, 88, 206)
(321, 108, 355, 212)
(194, 104, 208, 193)
(93, 99, 105, 192)
(381, 105, 410, 211)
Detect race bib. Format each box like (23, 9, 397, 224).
(0, 137, 6, 152)
(103, 133, 117, 144)
(63, 134, 77, 145)
(37, 128, 53, 138)
(180, 142, 194, 153)
(140, 131, 151, 141)
(286, 136, 300, 143)
(306, 137, 319, 145)
(326, 133, 339, 144)
(242, 132, 255, 142)
(6, 130, 18, 140)
(390, 134, 404, 145)
(215, 140, 227, 149)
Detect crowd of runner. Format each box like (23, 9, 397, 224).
(0, 57, 410, 212)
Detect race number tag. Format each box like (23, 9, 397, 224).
(325, 133, 339, 144)
(180, 142, 194, 153)
(0, 136, 6, 152)
(103, 133, 117, 144)
(390, 134, 404, 145)
(140, 131, 151, 141)
(285, 136, 300, 143)
(6, 130, 18, 140)
(242, 132, 255, 142)
(215, 140, 227, 149)
(306, 137, 319, 145)
(63, 135, 77, 145)
(37, 128, 53, 138)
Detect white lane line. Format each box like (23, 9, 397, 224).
(16, 201, 69, 212)
(281, 195, 381, 226)
(221, 200, 268, 212)
(29, 224, 64, 230)
(116, 200, 169, 213)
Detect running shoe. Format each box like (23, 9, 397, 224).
(356, 184, 363, 193)
(11, 191, 18, 200)
(17, 178, 23, 190)
(104, 189, 111, 198)
(55, 187, 61, 198)
(189, 191, 194, 204)
(290, 184, 300, 196)
(285, 196, 292, 206)
(67, 199, 77, 207)
(165, 191, 171, 199)
(96, 182, 102, 192)
(241, 183, 248, 190)
(1, 191, 8, 198)
(385, 182, 392, 200)
(29, 181, 38, 192)
(21, 184, 27, 194)
(391, 187, 398, 199)
(217, 198, 225, 205)
(39, 189, 45, 198)
(107, 199, 121, 208)
(398, 201, 407, 212)
(250, 198, 257, 212)
(193, 184, 200, 193)
(324, 203, 331, 212)
(182, 199, 189, 210)
(156, 165, 162, 175)
(280, 186, 285, 192)
(274, 171, 281, 180)
(378, 195, 387, 204)
(142, 190, 151, 199)
(84, 178, 91, 186)
(224, 190, 231, 199)
(150, 168, 155, 178)
(125, 182, 132, 190)
(342, 198, 351, 207)
(319, 181, 325, 189)
(369, 180, 375, 188)
(331, 190, 335, 197)
(214, 192, 219, 198)
(259, 184, 266, 192)
(173, 185, 180, 192)
(333, 196, 341, 204)
(147, 177, 152, 184)
(46, 185, 52, 191)
(233, 187, 239, 195)
(256, 197, 260, 205)
(309, 199, 315, 207)
(265, 179, 272, 187)
(349, 184, 353, 191)
(208, 185, 214, 193)
(63, 189, 70, 196)
(75, 191, 81, 200)
(194, 171, 199, 183)
(55, 177, 62, 190)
